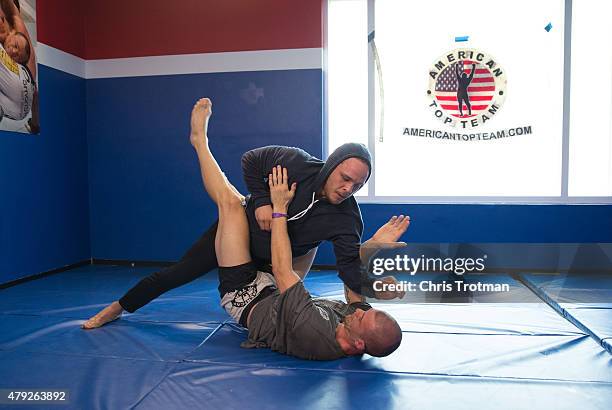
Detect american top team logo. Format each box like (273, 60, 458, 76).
(427, 48, 507, 129)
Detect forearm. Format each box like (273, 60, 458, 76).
(332, 228, 368, 300)
(0, 0, 19, 28)
(359, 237, 385, 267)
(0, 0, 16, 17)
(354, 239, 399, 300)
(271, 206, 300, 292)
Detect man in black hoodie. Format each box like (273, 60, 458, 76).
(83, 98, 406, 329)
(241, 143, 377, 300)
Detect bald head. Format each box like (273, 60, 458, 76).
(363, 310, 402, 357)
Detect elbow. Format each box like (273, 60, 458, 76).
(240, 152, 250, 171)
(241, 148, 258, 166)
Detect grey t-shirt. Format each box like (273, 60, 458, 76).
(243, 281, 358, 360)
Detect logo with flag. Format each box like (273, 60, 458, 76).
(427, 48, 507, 129)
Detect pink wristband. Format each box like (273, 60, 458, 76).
(272, 212, 288, 218)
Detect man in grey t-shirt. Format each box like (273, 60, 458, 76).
(216, 163, 406, 360)
(217, 161, 406, 361)
(193, 98, 405, 360)
(243, 280, 397, 360)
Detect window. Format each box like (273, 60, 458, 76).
(568, 0, 612, 197)
(326, 0, 612, 203)
(326, 0, 369, 195)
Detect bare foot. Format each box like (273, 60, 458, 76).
(82, 301, 124, 329)
(189, 97, 213, 148)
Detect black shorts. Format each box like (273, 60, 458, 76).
(218, 261, 277, 327)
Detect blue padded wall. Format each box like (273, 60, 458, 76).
(314, 203, 612, 265)
(0, 65, 90, 284)
(85, 69, 612, 265)
(86, 70, 322, 260)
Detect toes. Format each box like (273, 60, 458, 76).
(81, 319, 98, 329)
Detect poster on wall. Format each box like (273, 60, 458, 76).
(0, 0, 38, 134)
(371, 0, 564, 197)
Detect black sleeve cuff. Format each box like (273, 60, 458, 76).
(252, 196, 272, 209)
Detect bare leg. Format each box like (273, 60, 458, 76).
(188, 98, 251, 266)
(83, 97, 247, 329)
(190, 99, 243, 206)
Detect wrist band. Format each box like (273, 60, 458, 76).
(272, 212, 288, 218)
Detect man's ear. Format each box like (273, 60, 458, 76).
(353, 338, 365, 353)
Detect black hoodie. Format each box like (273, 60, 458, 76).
(241, 144, 372, 295)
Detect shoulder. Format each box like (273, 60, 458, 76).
(280, 146, 322, 164)
(243, 146, 321, 164)
(291, 301, 337, 336)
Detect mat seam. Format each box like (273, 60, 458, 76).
(130, 321, 227, 410)
(175, 359, 612, 385)
(514, 273, 612, 355)
(2, 346, 609, 386)
(0, 312, 587, 337)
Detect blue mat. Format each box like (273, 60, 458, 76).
(0, 350, 175, 410)
(185, 323, 611, 383)
(137, 363, 612, 410)
(0, 265, 611, 410)
(519, 273, 612, 354)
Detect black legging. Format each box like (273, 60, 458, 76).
(119, 221, 220, 312)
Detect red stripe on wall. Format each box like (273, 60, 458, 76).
(83, 0, 323, 60)
(38, 0, 86, 58)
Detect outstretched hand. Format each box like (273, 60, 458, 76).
(268, 165, 297, 212)
(360, 215, 411, 279)
(371, 215, 410, 244)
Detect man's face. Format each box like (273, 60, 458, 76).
(5, 33, 28, 64)
(342, 308, 377, 339)
(321, 158, 369, 204)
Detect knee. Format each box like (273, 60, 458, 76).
(218, 190, 244, 211)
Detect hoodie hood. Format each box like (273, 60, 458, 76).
(313, 143, 372, 191)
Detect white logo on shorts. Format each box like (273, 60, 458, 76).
(232, 285, 258, 307)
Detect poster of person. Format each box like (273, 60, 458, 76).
(0, 0, 38, 134)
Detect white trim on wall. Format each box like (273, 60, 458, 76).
(36, 44, 322, 79)
(37, 42, 86, 78)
